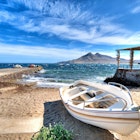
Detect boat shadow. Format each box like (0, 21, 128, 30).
(43, 100, 116, 140)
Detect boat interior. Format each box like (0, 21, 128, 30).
(64, 84, 127, 111)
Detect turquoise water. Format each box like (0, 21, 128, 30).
(2, 63, 139, 87)
(0, 63, 117, 84)
(41, 63, 117, 83)
(22, 63, 118, 87)
(0, 63, 140, 87)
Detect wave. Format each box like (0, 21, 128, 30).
(38, 69, 47, 74)
(20, 63, 118, 88)
(21, 75, 69, 88)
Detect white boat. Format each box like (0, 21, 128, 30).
(59, 80, 140, 135)
(13, 64, 22, 68)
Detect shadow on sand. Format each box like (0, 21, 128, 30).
(43, 100, 117, 140)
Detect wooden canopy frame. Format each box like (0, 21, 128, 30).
(118, 46, 140, 50)
(117, 46, 140, 70)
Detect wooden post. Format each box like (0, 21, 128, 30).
(130, 50, 134, 70)
(116, 50, 120, 68)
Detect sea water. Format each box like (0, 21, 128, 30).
(0, 63, 118, 87)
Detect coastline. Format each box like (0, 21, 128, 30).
(0, 68, 140, 140)
(0, 67, 42, 82)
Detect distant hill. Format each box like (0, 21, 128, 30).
(58, 52, 128, 64)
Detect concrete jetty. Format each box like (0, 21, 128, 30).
(0, 67, 42, 82)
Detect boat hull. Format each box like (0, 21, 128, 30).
(65, 104, 139, 135)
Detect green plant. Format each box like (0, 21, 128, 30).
(32, 123, 73, 140)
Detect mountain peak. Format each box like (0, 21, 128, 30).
(95, 53, 101, 56)
(84, 52, 93, 56)
(87, 52, 93, 55)
(58, 52, 123, 64)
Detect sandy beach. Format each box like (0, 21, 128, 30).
(0, 69, 140, 140)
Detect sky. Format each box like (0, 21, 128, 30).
(0, 0, 140, 63)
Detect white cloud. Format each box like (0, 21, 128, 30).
(1, 43, 140, 62)
(1, 0, 140, 47)
(131, 6, 140, 14)
(13, 12, 140, 46)
(0, 43, 86, 61)
(41, 24, 140, 45)
(0, 11, 16, 22)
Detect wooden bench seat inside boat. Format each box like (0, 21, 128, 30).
(70, 90, 95, 107)
(67, 86, 88, 98)
(76, 93, 122, 109)
(69, 90, 87, 100)
(76, 92, 108, 108)
(108, 99, 125, 110)
(80, 93, 94, 107)
(68, 85, 126, 110)
(95, 95, 117, 108)
(67, 87, 83, 97)
(69, 86, 101, 98)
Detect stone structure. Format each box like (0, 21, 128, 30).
(104, 46, 140, 86)
(0, 66, 42, 82)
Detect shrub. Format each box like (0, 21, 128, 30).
(32, 123, 73, 140)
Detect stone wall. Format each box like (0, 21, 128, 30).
(0, 67, 42, 82)
(115, 69, 140, 83)
(104, 69, 140, 86)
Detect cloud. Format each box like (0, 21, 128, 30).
(0, 43, 123, 63)
(1, 0, 140, 47)
(14, 15, 140, 46)
(0, 43, 86, 61)
(130, 0, 140, 14)
(0, 11, 16, 22)
(38, 23, 140, 45)
(5, 0, 92, 22)
(1, 43, 140, 62)
(131, 6, 140, 14)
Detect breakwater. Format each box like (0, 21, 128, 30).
(104, 69, 140, 86)
(0, 67, 42, 82)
